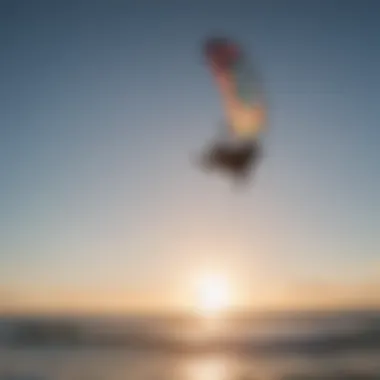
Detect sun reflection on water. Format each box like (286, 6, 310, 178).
(184, 355, 232, 380)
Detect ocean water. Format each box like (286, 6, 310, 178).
(1, 311, 380, 380)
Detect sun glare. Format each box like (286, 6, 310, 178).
(195, 274, 230, 316)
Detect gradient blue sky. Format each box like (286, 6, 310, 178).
(1, 0, 379, 312)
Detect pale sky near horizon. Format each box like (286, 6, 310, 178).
(1, 0, 379, 313)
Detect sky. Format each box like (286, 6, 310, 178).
(0, 0, 379, 314)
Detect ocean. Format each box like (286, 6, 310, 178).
(1, 310, 380, 380)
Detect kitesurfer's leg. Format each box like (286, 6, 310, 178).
(201, 140, 255, 174)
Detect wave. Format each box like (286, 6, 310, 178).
(1, 312, 380, 356)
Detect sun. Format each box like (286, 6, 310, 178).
(195, 274, 231, 316)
